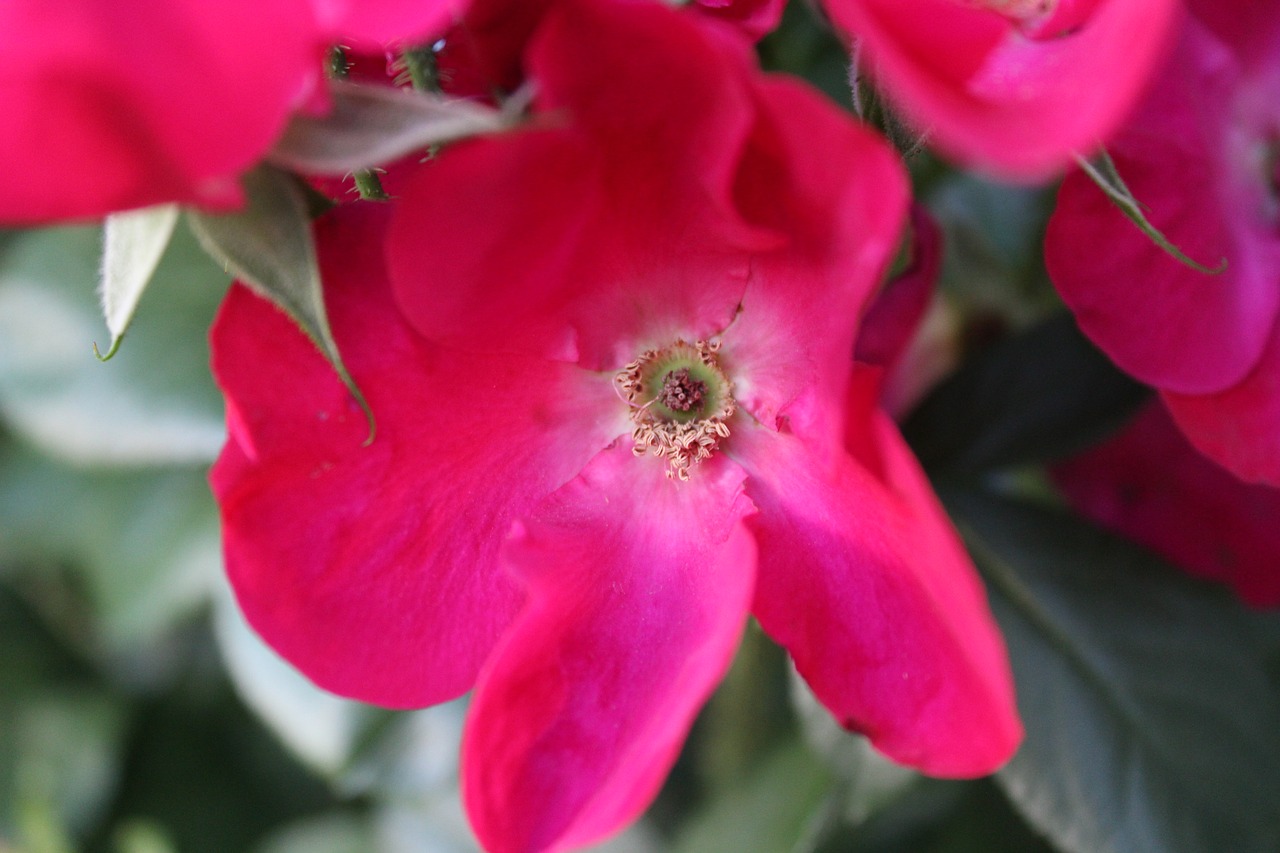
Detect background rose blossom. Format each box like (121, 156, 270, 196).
(1047, 1, 1280, 485)
(825, 0, 1178, 179)
(1055, 401, 1280, 608)
(0, 0, 466, 223)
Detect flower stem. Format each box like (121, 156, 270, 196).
(329, 44, 391, 200)
(353, 170, 389, 201)
(327, 45, 350, 80)
(401, 45, 440, 93)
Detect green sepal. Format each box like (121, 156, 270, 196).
(1076, 149, 1227, 275)
(96, 204, 180, 361)
(186, 165, 375, 444)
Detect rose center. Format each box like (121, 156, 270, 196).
(659, 367, 706, 413)
(615, 340, 735, 481)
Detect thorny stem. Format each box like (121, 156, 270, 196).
(326, 45, 350, 80)
(401, 45, 441, 93)
(329, 44, 391, 201)
(353, 170, 390, 201)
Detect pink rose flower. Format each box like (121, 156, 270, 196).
(429, 0, 782, 104)
(0, 0, 464, 223)
(1054, 402, 1280, 608)
(313, 0, 466, 47)
(854, 205, 952, 417)
(1047, 3, 1280, 485)
(212, 1, 1020, 850)
(694, 0, 787, 39)
(825, 0, 1178, 179)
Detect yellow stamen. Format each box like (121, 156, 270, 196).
(614, 340, 735, 481)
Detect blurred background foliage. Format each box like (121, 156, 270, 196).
(2, 4, 1279, 853)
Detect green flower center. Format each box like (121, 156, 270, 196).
(615, 340, 735, 481)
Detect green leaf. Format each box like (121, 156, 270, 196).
(106, 678, 338, 853)
(946, 488, 1280, 853)
(213, 590, 375, 778)
(96, 205, 180, 360)
(0, 442, 221, 649)
(186, 166, 374, 442)
(671, 739, 834, 853)
(696, 621, 795, 791)
(0, 225, 227, 465)
(337, 702, 466, 801)
(901, 313, 1150, 475)
(926, 173, 1060, 327)
(268, 80, 509, 176)
(826, 780, 1056, 853)
(789, 672, 918, 830)
(928, 175, 1053, 275)
(0, 586, 94, 697)
(0, 586, 125, 844)
(1075, 150, 1226, 275)
(253, 814, 376, 853)
(114, 820, 179, 853)
(1, 690, 129, 841)
(13, 798, 76, 853)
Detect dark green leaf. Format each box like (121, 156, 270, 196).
(757, 2, 855, 107)
(100, 677, 338, 853)
(929, 175, 1053, 276)
(0, 584, 128, 846)
(822, 780, 1055, 853)
(946, 488, 1280, 853)
(901, 312, 1149, 474)
(186, 166, 373, 442)
(0, 586, 93, 697)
